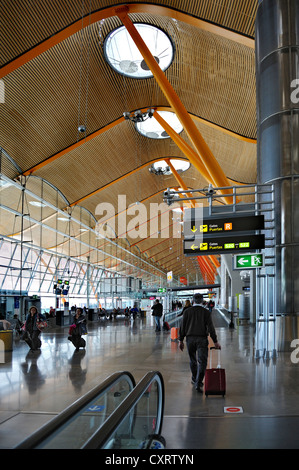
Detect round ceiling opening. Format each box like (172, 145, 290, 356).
(150, 159, 190, 175)
(136, 111, 183, 139)
(104, 23, 174, 79)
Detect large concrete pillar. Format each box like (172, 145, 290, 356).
(256, 0, 299, 350)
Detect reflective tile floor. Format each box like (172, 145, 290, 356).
(1, 310, 299, 449)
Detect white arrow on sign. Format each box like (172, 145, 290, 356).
(237, 258, 249, 266)
(87, 405, 105, 412)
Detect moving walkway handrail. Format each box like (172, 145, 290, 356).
(82, 371, 164, 449)
(164, 308, 182, 324)
(15, 371, 135, 449)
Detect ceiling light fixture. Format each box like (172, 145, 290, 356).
(123, 108, 154, 123)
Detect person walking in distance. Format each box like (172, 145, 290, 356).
(178, 293, 221, 393)
(151, 299, 163, 332)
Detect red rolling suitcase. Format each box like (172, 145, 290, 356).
(204, 347, 226, 397)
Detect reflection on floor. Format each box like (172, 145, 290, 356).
(1, 310, 299, 449)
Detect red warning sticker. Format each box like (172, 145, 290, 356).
(224, 406, 243, 413)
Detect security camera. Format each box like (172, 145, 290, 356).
(78, 125, 86, 133)
(123, 112, 131, 120)
(147, 108, 154, 118)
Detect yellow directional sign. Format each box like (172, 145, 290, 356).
(184, 235, 265, 256)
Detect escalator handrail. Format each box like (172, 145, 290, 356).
(15, 371, 136, 449)
(82, 370, 164, 449)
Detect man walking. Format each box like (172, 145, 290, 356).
(151, 299, 163, 332)
(179, 293, 221, 392)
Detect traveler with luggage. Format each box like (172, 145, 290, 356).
(151, 299, 163, 332)
(68, 307, 87, 351)
(22, 306, 47, 352)
(178, 293, 221, 393)
(208, 299, 215, 313)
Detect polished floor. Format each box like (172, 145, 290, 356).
(1, 310, 299, 449)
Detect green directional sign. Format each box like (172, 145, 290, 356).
(234, 253, 264, 270)
(158, 288, 166, 293)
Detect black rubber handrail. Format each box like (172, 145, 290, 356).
(82, 371, 164, 449)
(15, 370, 135, 449)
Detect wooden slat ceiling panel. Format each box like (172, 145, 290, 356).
(1, 0, 258, 67)
(76, 166, 205, 217)
(0, 10, 256, 177)
(33, 124, 188, 204)
(164, 20, 256, 139)
(0, 0, 260, 280)
(33, 117, 255, 215)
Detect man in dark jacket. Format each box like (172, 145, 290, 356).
(151, 299, 163, 332)
(179, 293, 221, 392)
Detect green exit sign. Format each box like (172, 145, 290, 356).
(234, 253, 264, 270)
(158, 288, 166, 293)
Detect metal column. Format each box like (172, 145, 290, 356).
(256, 0, 299, 351)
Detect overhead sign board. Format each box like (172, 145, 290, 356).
(184, 234, 265, 256)
(233, 253, 264, 270)
(167, 271, 173, 282)
(184, 210, 264, 239)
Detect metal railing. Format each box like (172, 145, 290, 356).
(15, 371, 135, 449)
(82, 371, 165, 449)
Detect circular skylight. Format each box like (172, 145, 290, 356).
(150, 159, 190, 175)
(104, 23, 174, 79)
(136, 111, 183, 139)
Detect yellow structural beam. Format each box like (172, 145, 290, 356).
(156, 112, 214, 185)
(117, 8, 234, 205)
(164, 159, 196, 208)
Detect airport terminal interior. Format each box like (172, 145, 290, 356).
(1, 0, 299, 450)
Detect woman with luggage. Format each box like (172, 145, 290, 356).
(22, 306, 46, 352)
(68, 307, 87, 352)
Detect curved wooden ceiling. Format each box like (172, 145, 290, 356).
(0, 0, 258, 283)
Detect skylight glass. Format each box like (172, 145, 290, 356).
(136, 111, 183, 139)
(104, 23, 174, 79)
(151, 159, 190, 175)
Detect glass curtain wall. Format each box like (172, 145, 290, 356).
(0, 149, 165, 319)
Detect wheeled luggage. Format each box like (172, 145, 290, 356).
(204, 347, 226, 397)
(170, 327, 179, 341)
(163, 321, 170, 331)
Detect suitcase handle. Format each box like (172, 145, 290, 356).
(209, 346, 221, 368)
